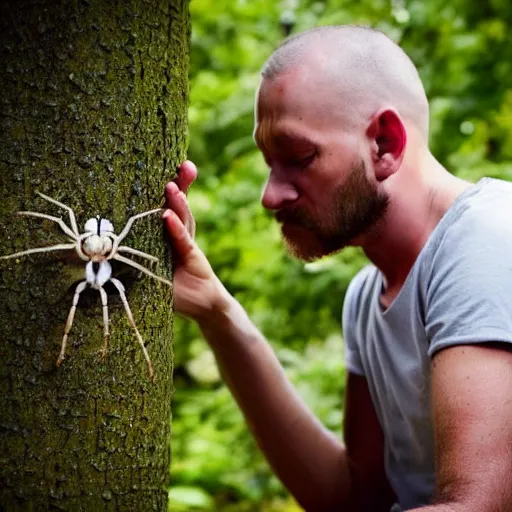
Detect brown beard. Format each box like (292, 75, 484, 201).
(278, 160, 389, 261)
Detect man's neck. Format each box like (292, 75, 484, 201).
(361, 166, 471, 306)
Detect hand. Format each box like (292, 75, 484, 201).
(163, 161, 230, 322)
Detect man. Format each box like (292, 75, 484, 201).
(162, 25, 512, 511)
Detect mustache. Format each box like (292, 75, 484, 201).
(275, 207, 315, 228)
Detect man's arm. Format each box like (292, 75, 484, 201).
(163, 162, 394, 511)
(197, 296, 352, 511)
(409, 343, 512, 512)
(200, 301, 395, 511)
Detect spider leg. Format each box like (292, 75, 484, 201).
(112, 208, 162, 251)
(112, 254, 171, 286)
(74, 233, 92, 261)
(18, 211, 78, 240)
(110, 277, 154, 382)
(57, 280, 88, 367)
(0, 243, 75, 260)
(98, 286, 110, 360)
(36, 191, 80, 236)
(117, 245, 159, 263)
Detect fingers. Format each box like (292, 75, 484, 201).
(165, 181, 196, 239)
(163, 159, 197, 240)
(174, 160, 197, 195)
(162, 209, 195, 259)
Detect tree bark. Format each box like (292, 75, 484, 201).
(0, 0, 189, 510)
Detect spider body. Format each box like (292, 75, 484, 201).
(0, 192, 171, 381)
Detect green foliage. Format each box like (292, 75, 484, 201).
(170, 0, 512, 509)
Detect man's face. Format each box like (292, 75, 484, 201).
(276, 160, 389, 260)
(254, 70, 389, 261)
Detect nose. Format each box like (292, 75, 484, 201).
(261, 173, 299, 211)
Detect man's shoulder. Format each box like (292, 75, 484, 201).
(451, 177, 512, 228)
(423, 178, 512, 356)
(342, 264, 381, 375)
(344, 264, 379, 318)
(427, 177, 512, 263)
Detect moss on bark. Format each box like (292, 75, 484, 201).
(0, 0, 189, 509)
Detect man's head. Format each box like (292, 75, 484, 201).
(254, 25, 429, 261)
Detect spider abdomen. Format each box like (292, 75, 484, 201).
(85, 260, 112, 288)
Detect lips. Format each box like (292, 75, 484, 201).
(276, 207, 316, 231)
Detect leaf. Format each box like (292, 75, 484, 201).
(168, 486, 214, 509)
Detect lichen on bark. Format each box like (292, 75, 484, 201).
(0, 0, 189, 510)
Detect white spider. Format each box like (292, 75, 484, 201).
(0, 191, 171, 381)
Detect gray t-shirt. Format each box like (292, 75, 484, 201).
(342, 177, 512, 510)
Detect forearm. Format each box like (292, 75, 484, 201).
(197, 294, 351, 511)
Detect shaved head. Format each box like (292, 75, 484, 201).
(261, 25, 429, 139)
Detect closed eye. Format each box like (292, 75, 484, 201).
(295, 151, 317, 169)
(263, 150, 317, 170)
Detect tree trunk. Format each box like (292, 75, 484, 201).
(0, 0, 189, 510)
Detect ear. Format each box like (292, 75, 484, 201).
(366, 109, 406, 182)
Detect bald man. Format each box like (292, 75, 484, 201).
(163, 26, 512, 512)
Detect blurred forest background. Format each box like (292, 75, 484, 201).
(169, 0, 512, 510)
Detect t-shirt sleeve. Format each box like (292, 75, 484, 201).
(342, 267, 369, 376)
(425, 202, 512, 357)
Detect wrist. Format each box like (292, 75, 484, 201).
(193, 276, 236, 327)
(196, 291, 258, 356)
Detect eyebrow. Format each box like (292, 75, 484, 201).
(253, 118, 273, 154)
(254, 123, 316, 154)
